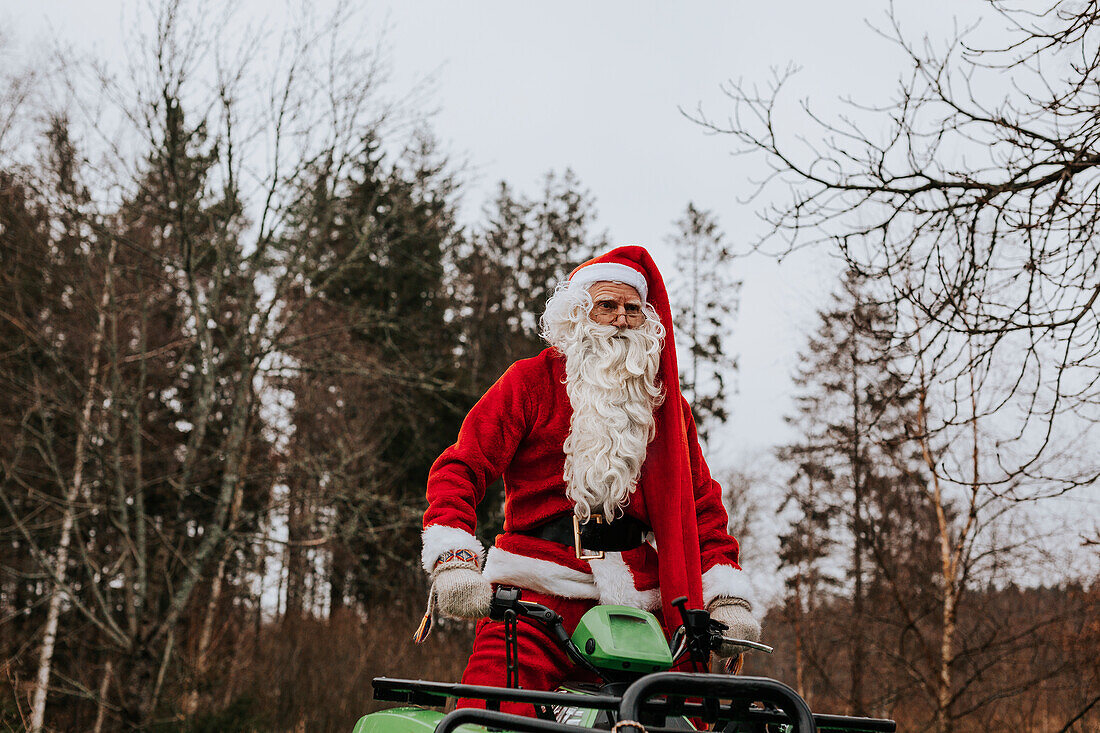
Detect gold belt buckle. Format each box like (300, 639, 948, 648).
(573, 515, 606, 561)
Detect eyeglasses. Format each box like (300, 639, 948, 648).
(591, 299, 645, 323)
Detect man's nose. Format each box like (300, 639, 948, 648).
(613, 309, 629, 327)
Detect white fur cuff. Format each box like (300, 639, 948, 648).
(421, 524, 485, 574)
(702, 564, 760, 618)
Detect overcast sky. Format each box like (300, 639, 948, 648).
(4, 1, 991, 462)
(377, 1, 985, 465)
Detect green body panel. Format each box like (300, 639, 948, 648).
(570, 605, 673, 672)
(351, 707, 483, 733)
(350, 702, 601, 733)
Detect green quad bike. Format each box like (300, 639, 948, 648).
(355, 587, 896, 733)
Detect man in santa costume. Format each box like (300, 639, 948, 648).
(420, 246, 760, 713)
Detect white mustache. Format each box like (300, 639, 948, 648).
(582, 324, 662, 378)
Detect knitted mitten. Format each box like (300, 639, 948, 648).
(431, 550, 491, 620)
(707, 597, 761, 658)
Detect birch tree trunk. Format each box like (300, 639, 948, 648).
(919, 375, 954, 733)
(792, 574, 807, 702)
(184, 458, 247, 716)
(29, 238, 117, 733)
(848, 329, 865, 716)
(917, 347, 982, 733)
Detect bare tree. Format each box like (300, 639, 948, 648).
(701, 3, 1100, 729)
(26, 237, 117, 733)
(693, 0, 1100, 491)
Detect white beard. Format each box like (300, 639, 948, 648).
(560, 319, 665, 521)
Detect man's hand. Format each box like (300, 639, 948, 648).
(433, 565, 492, 619)
(708, 597, 761, 658)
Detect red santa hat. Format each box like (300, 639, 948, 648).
(568, 246, 704, 631)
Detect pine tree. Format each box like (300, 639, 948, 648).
(667, 203, 740, 444)
(451, 169, 606, 395)
(777, 268, 934, 715)
(276, 133, 464, 610)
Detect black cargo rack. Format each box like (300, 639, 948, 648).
(373, 674, 896, 733)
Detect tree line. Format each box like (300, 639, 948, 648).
(756, 270, 1098, 732)
(0, 4, 738, 730)
(2, 1, 1097, 732)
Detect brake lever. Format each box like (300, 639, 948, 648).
(719, 638, 772, 676)
(719, 637, 773, 654)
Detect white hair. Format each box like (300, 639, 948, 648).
(540, 281, 666, 521)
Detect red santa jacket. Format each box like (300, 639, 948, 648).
(422, 348, 757, 613)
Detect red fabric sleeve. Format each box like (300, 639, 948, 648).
(680, 396, 742, 572)
(424, 362, 534, 535)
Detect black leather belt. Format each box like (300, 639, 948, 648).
(519, 513, 650, 559)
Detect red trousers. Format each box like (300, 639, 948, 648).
(457, 590, 695, 717)
(458, 591, 600, 716)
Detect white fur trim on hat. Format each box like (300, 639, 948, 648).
(702, 563, 761, 619)
(421, 524, 486, 574)
(570, 262, 648, 303)
(483, 547, 600, 599)
(588, 552, 661, 611)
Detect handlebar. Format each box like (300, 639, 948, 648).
(670, 595, 759, 664)
(489, 588, 769, 675)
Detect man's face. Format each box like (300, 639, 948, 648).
(587, 281, 644, 329)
